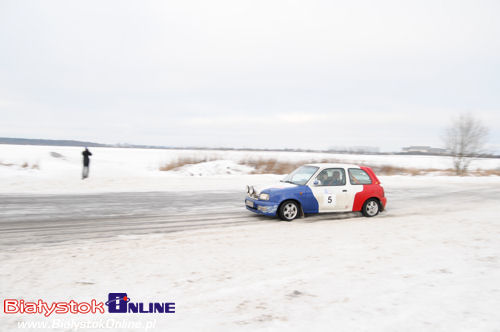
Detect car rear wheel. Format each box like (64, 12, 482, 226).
(279, 201, 299, 221)
(362, 198, 380, 217)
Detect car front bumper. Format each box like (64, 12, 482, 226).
(245, 197, 279, 216)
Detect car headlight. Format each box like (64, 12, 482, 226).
(259, 193, 270, 201)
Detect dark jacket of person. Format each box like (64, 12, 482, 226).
(82, 149, 92, 166)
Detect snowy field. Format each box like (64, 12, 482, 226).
(1, 144, 500, 331)
(0, 144, 499, 194)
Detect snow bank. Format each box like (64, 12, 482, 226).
(172, 160, 255, 176)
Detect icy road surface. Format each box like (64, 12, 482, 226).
(1, 179, 499, 249)
(0, 190, 363, 248)
(0, 191, 252, 248)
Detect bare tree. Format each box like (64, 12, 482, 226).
(443, 113, 488, 175)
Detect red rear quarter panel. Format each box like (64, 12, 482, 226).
(352, 167, 387, 211)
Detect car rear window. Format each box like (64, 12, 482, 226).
(348, 168, 372, 185)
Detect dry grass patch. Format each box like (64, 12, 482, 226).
(0, 161, 39, 169)
(240, 158, 428, 176)
(239, 158, 343, 175)
(241, 158, 478, 177)
(242, 159, 302, 174)
(369, 165, 429, 176)
(158, 156, 500, 177)
(159, 156, 218, 171)
(473, 169, 500, 176)
(365, 165, 461, 176)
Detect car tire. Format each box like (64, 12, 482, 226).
(278, 200, 299, 221)
(362, 198, 380, 217)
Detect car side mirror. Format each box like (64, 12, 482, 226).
(313, 180, 319, 186)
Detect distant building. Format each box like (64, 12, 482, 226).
(402, 146, 448, 154)
(349, 146, 380, 154)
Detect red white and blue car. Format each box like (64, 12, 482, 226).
(245, 163, 387, 221)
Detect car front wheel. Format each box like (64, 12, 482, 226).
(362, 198, 380, 217)
(279, 200, 299, 221)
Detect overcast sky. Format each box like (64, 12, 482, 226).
(1, 0, 499, 152)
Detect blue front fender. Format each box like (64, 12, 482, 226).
(264, 185, 319, 214)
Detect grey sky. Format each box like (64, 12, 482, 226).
(1, 0, 499, 152)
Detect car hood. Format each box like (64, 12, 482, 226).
(254, 182, 298, 195)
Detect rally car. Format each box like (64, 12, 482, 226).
(245, 163, 386, 221)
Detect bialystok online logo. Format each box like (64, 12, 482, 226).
(3, 293, 175, 317)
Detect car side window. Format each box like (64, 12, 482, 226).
(314, 168, 346, 186)
(348, 168, 372, 185)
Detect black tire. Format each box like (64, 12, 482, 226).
(278, 200, 299, 221)
(362, 198, 380, 217)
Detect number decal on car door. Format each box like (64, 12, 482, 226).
(325, 194, 336, 206)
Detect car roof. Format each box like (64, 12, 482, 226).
(304, 163, 361, 169)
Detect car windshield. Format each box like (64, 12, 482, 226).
(281, 166, 319, 185)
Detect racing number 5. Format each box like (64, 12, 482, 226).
(325, 194, 336, 206)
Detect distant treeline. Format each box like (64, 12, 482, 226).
(0, 137, 108, 147)
(1, 137, 499, 158)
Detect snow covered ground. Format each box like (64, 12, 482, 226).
(1, 176, 500, 331)
(1, 144, 500, 331)
(1, 144, 499, 194)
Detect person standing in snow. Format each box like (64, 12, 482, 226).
(82, 147, 92, 179)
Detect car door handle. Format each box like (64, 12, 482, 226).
(342, 190, 347, 192)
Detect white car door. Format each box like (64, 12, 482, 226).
(344, 168, 369, 210)
(309, 168, 350, 212)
